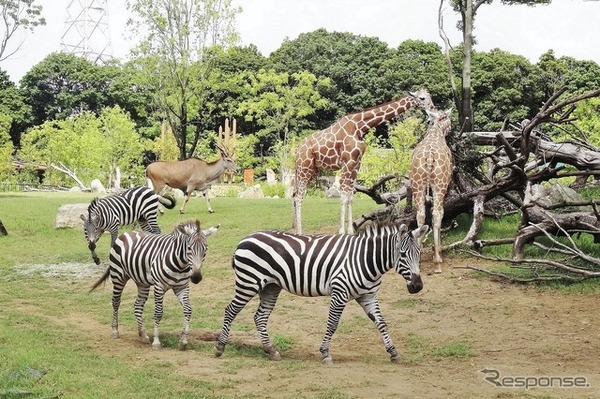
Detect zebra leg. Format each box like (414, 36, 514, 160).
(134, 286, 151, 344)
(215, 292, 255, 357)
(173, 286, 191, 351)
(111, 283, 125, 339)
(152, 285, 166, 349)
(356, 294, 400, 364)
(254, 284, 282, 360)
(320, 293, 349, 365)
(139, 219, 160, 235)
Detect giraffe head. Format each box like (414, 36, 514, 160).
(425, 108, 452, 135)
(408, 88, 435, 111)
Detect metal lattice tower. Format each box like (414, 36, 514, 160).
(61, 0, 113, 64)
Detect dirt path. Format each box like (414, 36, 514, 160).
(20, 255, 600, 399)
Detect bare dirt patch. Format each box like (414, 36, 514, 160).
(17, 253, 600, 399)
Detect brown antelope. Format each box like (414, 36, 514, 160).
(146, 146, 237, 214)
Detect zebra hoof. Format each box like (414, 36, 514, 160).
(322, 356, 334, 365)
(152, 342, 162, 350)
(111, 332, 119, 339)
(268, 351, 281, 361)
(214, 345, 224, 358)
(208, 210, 215, 214)
(178, 342, 187, 351)
(390, 355, 401, 364)
(93, 257, 100, 265)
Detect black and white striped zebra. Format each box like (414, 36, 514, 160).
(80, 186, 176, 264)
(90, 219, 219, 350)
(214, 222, 428, 364)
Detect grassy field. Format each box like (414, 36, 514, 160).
(2, 190, 599, 399)
(0, 191, 377, 398)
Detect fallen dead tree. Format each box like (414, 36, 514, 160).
(353, 87, 600, 282)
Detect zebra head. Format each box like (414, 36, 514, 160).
(173, 220, 220, 285)
(80, 199, 104, 261)
(394, 224, 429, 294)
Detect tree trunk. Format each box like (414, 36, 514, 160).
(460, 0, 474, 133)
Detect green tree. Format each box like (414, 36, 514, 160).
(471, 49, 544, 131)
(0, 113, 13, 181)
(573, 98, 600, 148)
(445, 0, 551, 132)
(127, 0, 240, 159)
(99, 106, 147, 187)
(537, 50, 600, 97)
(18, 108, 146, 187)
(237, 69, 331, 175)
(187, 45, 267, 150)
(0, 68, 30, 145)
(358, 117, 425, 187)
(20, 52, 118, 126)
(0, 0, 45, 62)
(269, 29, 393, 125)
(381, 40, 451, 107)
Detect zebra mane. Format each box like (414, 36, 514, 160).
(358, 221, 407, 237)
(86, 198, 100, 218)
(173, 219, 201, 236)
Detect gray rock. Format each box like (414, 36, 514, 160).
(55, 203, 89, 229)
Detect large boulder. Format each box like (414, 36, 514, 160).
(238, 184, 264, 199)
(55, 203, 89, 229)
(90, 179, 106, 194)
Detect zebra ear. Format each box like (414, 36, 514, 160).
(202, 224, 220, 237)
(412, 225, 429, 239)
(398, 223, 408, 235)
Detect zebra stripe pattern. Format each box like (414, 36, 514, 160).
(81, 186, 176, 264)
(215, 222, 428, 364)
(90, 219, 219, 350)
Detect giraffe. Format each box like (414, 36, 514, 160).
(409, 108, 453, 273)
(293, 88, 435, 235)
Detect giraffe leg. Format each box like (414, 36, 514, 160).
(412, 188, 427, 249)
(339, 169, 357, 235)
(431, 192, 446, 273)
(293, 180, 308, 234)
(339, 193, 350, 235)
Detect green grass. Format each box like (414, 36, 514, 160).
(0, 191, 378, 398)
(1, 190, 599, 397)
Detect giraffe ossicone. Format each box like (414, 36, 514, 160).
(293, 88, 435, 235)
(409, 108, 453, 273)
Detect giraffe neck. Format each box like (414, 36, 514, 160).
(353, 96, 414, 131)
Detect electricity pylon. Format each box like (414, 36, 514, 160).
(60, 0, 113, 64)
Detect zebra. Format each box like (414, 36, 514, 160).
(90, 219, 219, 350)
(214, 222, 428, 364)
(80, 186, 176, 265)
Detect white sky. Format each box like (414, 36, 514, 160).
(1, 0, 599, 83)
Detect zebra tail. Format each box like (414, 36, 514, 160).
(89, 266, 111, 293)
(158, 194, 177, 210)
